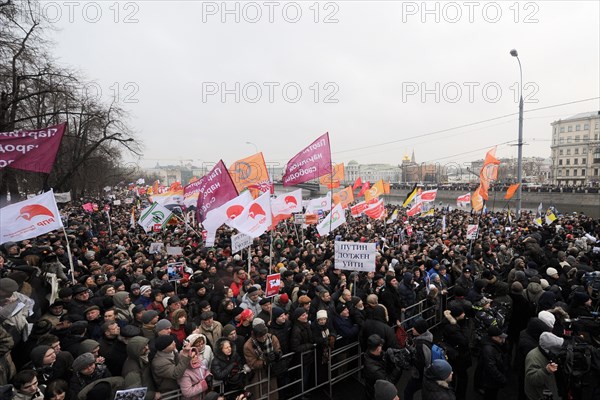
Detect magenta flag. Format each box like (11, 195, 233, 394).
(0, 123, 66, 173)
(282, 132, 332, 186)
(196, 160, 239, 223)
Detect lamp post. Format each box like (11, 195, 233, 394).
(511, 49, 524, 217)
(245, 141, 258, 154)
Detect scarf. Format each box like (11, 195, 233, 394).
(251, 334, 274, 363)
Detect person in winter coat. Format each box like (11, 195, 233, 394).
(363, 334, 402, 399)
(211, 337, 248, 395)
(122, 336, 159, 400)
(404, 318, 433, 400)
(197, 312, 222, 348)
(332, 303, 359, 346)
(516, 317, 553, 400)
(8, 369, 44, 400)
(474, 326, 509, 400)
(269, 307, 291, 354)
(422, 359, 456, 400)
(178, 347, 213, 400)
(441, 306, 471, 400)
(290, 308, 315, 395)
(508, 282, 532, 352)
(360, 305, 398, 351)
(186, 333, 214, 370)
(0, 325, 15, 386)
(243, 323, 282, 400)
(379, 275, 403, 327)
(76, 377, 125, 400)
(69, 352, 112, 399)
(113, 292, 134, 323)
(524, 332, 564, 400)
(151, 335, 191, 392)
(397, 272, 417, 314)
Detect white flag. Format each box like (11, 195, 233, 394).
(203, 191, 254, 234)
(271, 189, 303, 217)
(304, 192, 332, 214)
(138, 202, 173, 233)
(0, 190, 64, 244)
(227, 192, 272, 238)
(317, 203, 346, 236)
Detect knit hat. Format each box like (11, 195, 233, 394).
(253, 323, 268, 337)
(316, 310, 328, 320)
(121, 325, 141, 338)
(546, 267, 558, 277)
(252, 317, 266, 327)
(200, 311, 215, 321)
(511, 281, 524, 294)
(140, 285, 152, 294)
(487, 326, 507, 339)
(429, 359, 453, 380)
(413, 318, 428, 335)
(572, 291, 590, 304)
(155, 319, 172, 332)
(540, 279, 550, 289)
(131, 283, 141, 290)
(336, 302, 349, 315)
(73, 352, 95, 372)
(374, 379, 398, 400)
(222, 324, 236, 337)
(278, 293, 289, 304)
(272, 307, 286, 320)
(30, 345, 51, 368)
(539, 332, 564, 353)
(538, 310, 556, 329)
(259, 298, 271, 306)
(155, 335, 174, 351)
(142, 310, 159, 324)
(292, 308, 307, 322)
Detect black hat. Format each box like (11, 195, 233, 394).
(247, 286, 259, 294)
(259, 298, 271, 306)
(121, 325, 141, 338)
(155, 335, 174, 351)
(272, 307, 286, 320)
(198, 300, 210, 309)
(133, 304, 145, 315)
(253, 323, 268, 337)
(367, 334, 384, 350)
(449, 305, 464, 318)
(72, 285, 87, 295)
(336, 302, 348, 315)
(167, 296, 180, 305)
(463, 266, 472, 273)
(58, 287, 73, 298)
(412, 318, 428, 335)
(487, 326, 507, 338)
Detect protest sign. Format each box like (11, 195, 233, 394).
(334, 241, 376, 272)
(231, 232, 253, 253)
(167, 262, 185, 281)
(466, 224, 479, 240)
(265, 273, 281, 297)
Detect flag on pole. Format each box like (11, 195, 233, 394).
(479, 147, 500, 201)
(271, 189, 303, 225)
(383, 181, 391, 195)
(456, 193, 471, 207)
(352, 177, 362, 191)
(364, 179, 385, 202)
(229, 152, 273, 197)
(316, 203, 346, 236)
(534, 202, 543, 226)
(504, 183, 520, 200)
(332, 186, 354, 209)
(364, 198, 385, 219)
(304, 192, 332, 214)
(420, 189, 438, 203)
(387, 209, 399, 223)
(0, 190, 64, 244)
(319, 163, 344, 189)
(196, 160, 239, 222)
(226, 191, 272, 238)
(138, 202, 173, 233)
(357, 181, 371, 197)
(402, 184, 419, 208)
(203, 191, 254, 235)
(282, 133, 332, 186)
(406, 201, 423, 217)
(545, 207, 557, 225)
(471, 187, 484, 212)
(350, 201, 369, 217)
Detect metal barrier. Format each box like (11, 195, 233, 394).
(151, 289, 453, 400)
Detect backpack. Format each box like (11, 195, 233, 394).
(431, 343, 447, 362)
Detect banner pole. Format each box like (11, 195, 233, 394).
(247, 246, 252, 275)
(61, 226, 76, 284)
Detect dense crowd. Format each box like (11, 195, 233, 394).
(0, 188, 599, 400)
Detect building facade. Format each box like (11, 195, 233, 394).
(550, 111, 600, 186)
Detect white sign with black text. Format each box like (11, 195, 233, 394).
(334, 241, 377, 272)
(231, 232, 253, 253)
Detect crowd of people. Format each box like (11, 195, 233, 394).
(0, 187, 599, 400)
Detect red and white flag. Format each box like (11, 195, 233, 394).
(456, 193, 471, 207)
(0, 190, 64, 244)
(406, 202, 423, 217)
(420, 189, 438, 203)
(226, 192, 272, 238)
(271, 189, 303, 225)
(364, 198, 385, 219)
(351, 201, 369, 217)
(203, 191, 254, 238)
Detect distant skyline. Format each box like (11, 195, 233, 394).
(43, 1, 599, 170)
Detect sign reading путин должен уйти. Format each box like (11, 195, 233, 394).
(334, 241, 376, 272)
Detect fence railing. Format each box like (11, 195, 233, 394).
(159, 289, 453, 400)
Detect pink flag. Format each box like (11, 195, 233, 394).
(407, 202, 423, 217)
(226, 191, 272, 238)
(183, 179, 204, 208)
(82, 203, 94, 213)
(196, 160, 239, 222)
(282, 133, 332, 186)
(0, 123, 66, 173)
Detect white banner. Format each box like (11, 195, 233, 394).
(0, 190, 64, 245)
(231, 232, 253, 253)
(149, 242, 164, 254)
(317, 203, 346, 236)
(54, 192, 72, 203)
(138, 202, 173, 233)
(334, 241, 376, 272)
(466, 224, 479, 240)
(166, 246, 182, 256)
(113, 199, 121, 206)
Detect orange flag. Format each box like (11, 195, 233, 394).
(152, 180, 159, 195)
(504, 183, 520, 200)
(365, 179, 385, 202)
(319, 163, 345, 189)
(471, 186, 484, 211)
(383, 181, 391, 195)
(229, 152, 272, 198)
(479, 147, 500, 201)
(333, 186, 355, 209)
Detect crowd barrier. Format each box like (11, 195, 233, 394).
(159, 290, 453, 400)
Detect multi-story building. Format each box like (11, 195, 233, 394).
(550, 111, 600, 186)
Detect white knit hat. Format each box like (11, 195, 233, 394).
(538, 310, 555, 329)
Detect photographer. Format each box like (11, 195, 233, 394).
(525, 332, 564, 400)
(363, 334, 402, 399)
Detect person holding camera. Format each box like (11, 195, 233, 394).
(524, 332, 564, 400)
(363, 334, 402, 399)
(243, 322, 282, 400)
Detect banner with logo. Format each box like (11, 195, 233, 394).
(282, 132, 332, 186)
(317, 203, 346, 236)
(0, 123, 66, 173)
(265, 273, 281, 297)
(229, 152, 273, 197)
(203, 191, 254, 243)
(334, 241, 376, 272)
(226, 191, 272, 238)
(271, 189, 303, 225)
(138, 202, 173, 233)
(0, 190, 64, 244)
(332, 186, 354, 209)
(304, 192, 332, 214)
(319, 162, 344, 189)
(231, 232, 253, 253)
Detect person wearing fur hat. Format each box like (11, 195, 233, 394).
(243, 322, 282, 400)
(422, 359, 455, 400)
(524, 332, 564, 400)
(379, 275, 403, 328)
(441, 305, 470, 400)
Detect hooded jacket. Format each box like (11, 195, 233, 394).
(122, 336, 157, 400)
(210, 337, 245, 390)
(524, 347, 561, 400)
(150, 347, 190, 392)
(113, 292, 134, 323)
(411, 330, 433, 379)
(77, 376, 124, 400)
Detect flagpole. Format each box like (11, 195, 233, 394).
(61, 226, 76, 284)
(172, 213, 203, 238)
(106, 210, 113, 237)
(329, 162, 334, 234)
(247, 246, 252, 275)
(269, 229, 273, 275)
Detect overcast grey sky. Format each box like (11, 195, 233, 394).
(44, 0, 599, 170)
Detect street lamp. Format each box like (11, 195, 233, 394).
(511, 49, 524, 217)
(245, 141, 258, 154)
